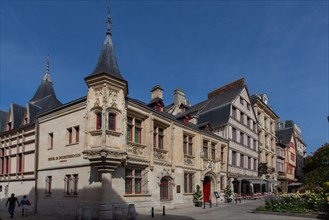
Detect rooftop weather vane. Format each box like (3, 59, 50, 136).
(43, 54, 52, 82)
(107, 3, 112, 35)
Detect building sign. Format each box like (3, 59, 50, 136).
(48, 153, 81, 161)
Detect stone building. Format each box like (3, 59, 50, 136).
(0, 63, 62, 208)
(166, 78, 260, 195)
(33, 12, 229, 218)
(251, 94, 279, 192)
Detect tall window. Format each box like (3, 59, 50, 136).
(220, 146, 225, 163)
(183, 135, 193, 156)
(108, 113, 116, 131)
(135, 120, 142, 143)
(5, 156, 9, 174)
(96, 112, 102, 130)
(75, 126, 80, 143)
(247, 136, 251, 148)
(248, 157, 251, 169)
(127, 117, 133, 141)
(0, 149, 4, 175)
(211, 143, 216, 161)
(67, 128, 73, 144)
(65, 174, 79, 195)
(18, 154, 23, 173)
(240, 132, 244, 145)
(184, 173, 194, 193)
(203, 140, 208, 160)
(232, 151, 237, 165)
(127, 117, 143, 144)
(232, 128, 237, 141)
(240, 154, 244, 167)
(46, 176, 52, 195)
(154, 126, 164, 149)
(232, 106, 237, 118)
(240, 113, 244, 124)
(48, 133, 53, 149)
(125, 169, 142, 194)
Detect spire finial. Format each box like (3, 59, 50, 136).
(107, 4, 112, 35)
(43, 54, 52, 82)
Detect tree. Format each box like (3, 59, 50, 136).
(303, 143, 329, 187)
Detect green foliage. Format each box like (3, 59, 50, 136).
(265, 192, 327, 213)
(224, 186, 233, 197)
(193, 185, 203, 201)
(303, 143, 329, 187)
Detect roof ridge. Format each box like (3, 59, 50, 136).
(208, 77, 245, 99)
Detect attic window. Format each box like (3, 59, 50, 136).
(7, 122, 12, 131)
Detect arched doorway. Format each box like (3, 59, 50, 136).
(160, 177, 173, 201)
(203, 176, 211, 202)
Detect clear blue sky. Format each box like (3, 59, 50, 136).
(1, 0, 328, 155)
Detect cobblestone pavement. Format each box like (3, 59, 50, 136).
(0, 199, 324, 220)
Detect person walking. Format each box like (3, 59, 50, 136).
(5, 193, 20, 218)
(19, 195, 31, 217)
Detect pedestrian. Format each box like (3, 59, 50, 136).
(19, 195, 31, 217)
(5, 193, 20, 218)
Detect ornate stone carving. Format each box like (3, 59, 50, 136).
(127, 142, 146, 156)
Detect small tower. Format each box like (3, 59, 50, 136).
(83, 7, 128, 206)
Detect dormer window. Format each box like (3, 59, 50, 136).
(7, 122, 12, 131)
(96, 112, 102, 130)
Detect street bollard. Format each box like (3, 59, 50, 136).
(203, 201, 206, 209)
(163, 206, 165, 216)
(151, 207, 154, 218)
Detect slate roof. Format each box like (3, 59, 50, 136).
(128, 97, 227, 141)
(12, 103, 26, 129)
(0, 110, 8, 132)
(175, 78, 245, 127)
(198, 104, 231, 127)
(85, 14, 125, 82)
(276, 127, 294, 147)
(27, 103, 42, 124)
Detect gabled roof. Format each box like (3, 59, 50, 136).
(276, 127, 294, 147)
(85, 12, 125, 83)
(176, 78, 245, 127)
(11, 103, 26, 129)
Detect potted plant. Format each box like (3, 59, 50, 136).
(193, 185, 203, 207)
(224, 186, 233, 203)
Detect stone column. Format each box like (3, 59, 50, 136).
(101, 172, 112, 203)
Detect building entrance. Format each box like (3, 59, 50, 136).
(203, 176, 211, 202)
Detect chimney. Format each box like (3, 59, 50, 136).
(149, 85, 164, 112)
(174, 88, 186, 106)
(151, 85, 163, 101)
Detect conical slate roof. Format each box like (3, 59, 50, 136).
(86, 12, 125, 81)
(29, 61, 62, 109)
